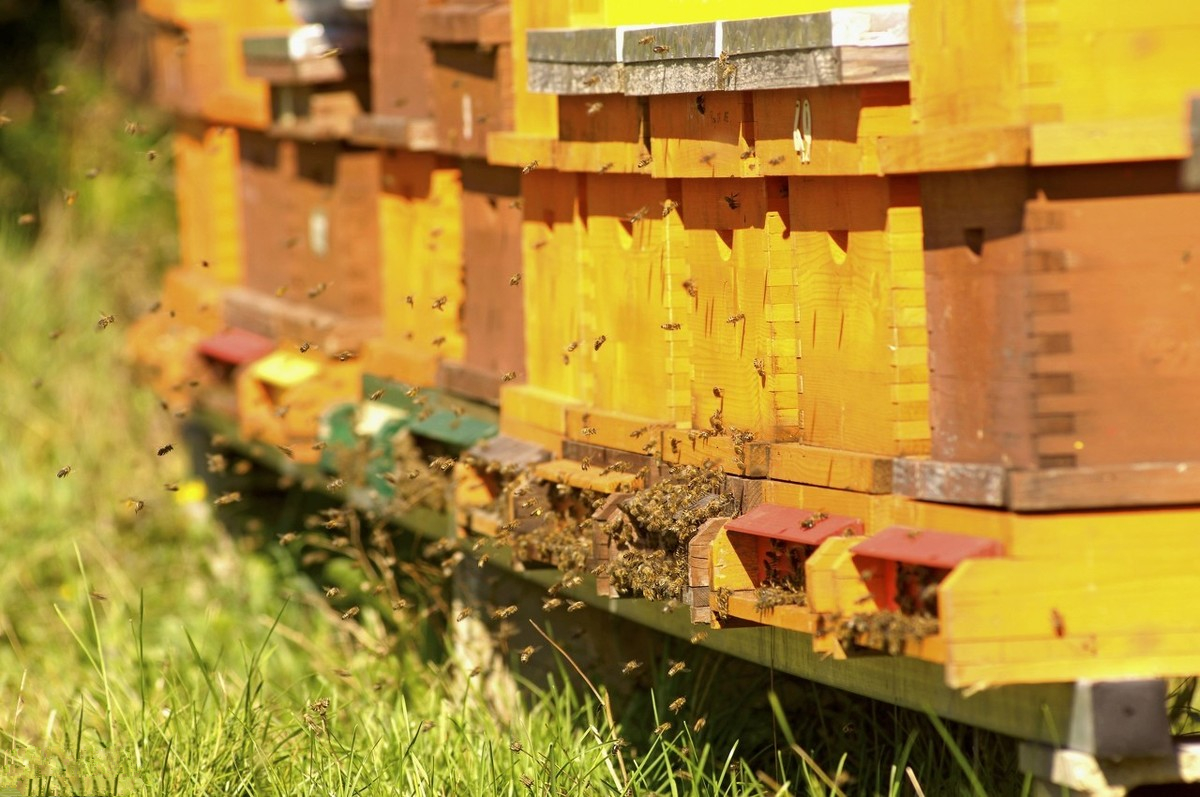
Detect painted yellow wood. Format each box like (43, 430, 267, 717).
(789, 176, 930, 457)
(379, 150, 465, 372)
(161, 267, 226, 334)
(126, 312, 210, 409)
(651, 92, 755, 179)
(762, 482, 894, 532)
(710, 528, 756, 593)
(534, 458, 643, 492)
(485, 132, 560, 171)
(756, 84, 914, 177)
(173, 124, 244, 283)
(521, 170, 591, 399)
(1031, 118, 1190, 165)
(563, 406, 683, 455)
(659, 429, 770, 477)
(554, 95, 650, 175)
(877, 126, 1030, 173)
(724, 592, 819, 634)
(497, 416, 564, 457)
(237, 355, 362, 461)
(499, 384, 579, 437)
(583, 173, 691, 421)
(767, 443, 894, 494)
(510, 0, 563, 137)
(593, 0, 900, 26)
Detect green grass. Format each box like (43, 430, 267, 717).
(0, 43, 1050, 797)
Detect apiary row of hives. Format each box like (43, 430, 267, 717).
(130, 0, 1200, 691)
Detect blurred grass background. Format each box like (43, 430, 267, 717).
(0, 3, 1047, 795)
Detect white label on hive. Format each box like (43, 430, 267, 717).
(309, 207, 329, 258)
(462, 93, 474, 141)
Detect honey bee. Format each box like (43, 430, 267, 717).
(405, 295, 414, 307)
(430, 456, 455, 471)
(586, 101, 604, 116)
(581, 74, 601, 87)
(502, 371, 517, 382)
(519, 645, 538, 662)
(580, 427, 597, 437)
(753, 358, 766, 379)
(580, 456, 591, 471)
(492, 605, 518, 619)
(621, 659, 643, 675)
(698, 153, 716, 166)
(124, 120, 142, 135)
(307, 282, 328, 298)
(653, 722, 672, 736)
(335, 350, 356, 362)
(726, 313, 745, 325)
(567, 600, 586, 612)
(299, 341, 311, 353)
(456, 607, 473, 622)
(145, 150, 158, 162)
(510, 273, 522, 286)
(213, 491, 242, 506)
(47, 84, 66, 95)
(206, 453, 227, 474)
(628, 205, 649, 223)
(660, 322, 681, 331)
(432, 336, 446, 346)
(156, 444, 174, 456)
(327, 478, 345, 491)
(768, 155, 786, 166)
(566, 340, 580, 353)
(477, 554, 490, 567)
(669, 697, 686, 713)
(56, 465, 72, 479)
(692, 717, 707, 733)
(96, 313, 115, 330)
(164, 482, 179, 491)
(542, 598, 563, 612)
(342, 607, 360, 620)
(1051, 609, 1066, 637)
(392, 598, 408, 611)
(717, 50, 737, 79)
(598, 162, 614, 173)
(594, 335, 607, 351)
(653, 44, 671, 53)
(522, 160, 539, 174)
(638, 35, 655, 45)
(369, 388, 385, 401)
(431, 296, 448, 311)
(277, 532, 298, 545)
(90, 591, 107, 601)
(311, 441, 328, 451)
(637, 155, 653, 168)
(62, 189, 77, 206)
(723, 193, 740, 210)
(690, 630, 708, 644)
(276, 444, 295, 458)
(740, 149, 755, 160)
(667, 660, 687, 677)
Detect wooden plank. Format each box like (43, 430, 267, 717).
(563, 405, 681, 456)
(499, 384, 578, 436)
(687, 516, 730, 624)
(553, 94, 647, 174)
(418, 4, 510, 46)
(877, 126, 1030, 174)
(430, 43, 514, 159)
(770, 443, 893, 494)
(651, 92, 754, 179)
(370, 0, 436, 120)
(660, 429, 770, 478)
(892, 458, 1007, 507)
(723, 592, 818, 633)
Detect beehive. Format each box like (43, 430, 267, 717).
(173, 121, 245, 284)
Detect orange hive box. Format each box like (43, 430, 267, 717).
(173, 121, 244, 284)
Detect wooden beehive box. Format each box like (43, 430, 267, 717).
(243, 26, 371, 138)
(235, 130, 382, 350)
(807, 525, 1003, 662)
(351, 0, 438, 148)
(173, 121, 245, 284)
(419, 2, 514, 158)
(456, 435, 553, 536)
(236, 349, 363, 463)
(899, 162, 1200, 511)
(888, 0, 1200, 169)
(437, 160, 525, 405)
(193, 327, 277, 417)
(364, 149, 464, 387)
(707, 504, 862, 629)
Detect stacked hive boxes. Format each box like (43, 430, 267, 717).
(130, 0, 1200, 690)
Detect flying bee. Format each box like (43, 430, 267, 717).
(621, 659, 643, 675)
(456, 607, 473, 622)
(669, 697, 686, 713)
(432, 336, 446, 346)
(690, 630, 708, 644)
(740, 149, 755, 160)
(405, 295, 414, 307)
(682, 279, 698, 299)
(57, 465, 72, 479)
(492, 605, 518, 619)
(213, 491, 242, 506)
(342, 607, 360, 620)
(566, 340, 580, 353)
(335, 350, 356, 362)
(586, 101, 604, 116)
(542, 598, 563, 612)
(726, 313, 745, 324)
(521, 160, 539, 174)
(124, 120, 142, 135)
(477, 554, 490, 568)
(96, 313, 115, 330)
(392, 598, 408, 611)
(502, 371, 517, 382)
(431, 296, 448, 311)
(276, 444, 295, 459)
(628, 205, 649, 223)
(369, 388, 385, 401)
(510, 273, 522, 286)
(667, 660, 687, 677)
(326, 478, 346, 492)
(581, 74, 601, 87)
(567, 600, 586, 612)
(307, 282, 328, 298)
(519, 645, 538, 662)
(723, 193, 740, 210)
(278, 532, 298, 545)
(653, 44, 670, 54)
(145, 150, 158, 162)
(653, 722, 672, 736)
(299, 341, 311, 353)
(164, 482, 179, 492)
(1051, 608, 1066, 638)
(156, 443, 174, 456)
(660, 322, 681, 331)
(753, 358, 766, 379)
(768, 155, 786, 166)
(692, 717, 707, 733)
(598, 162, 615, 174)
(698, 153, 716, 166)
(311, 441, 327, 451)
(580, 426, 597, 437)
(637, 155, 653, 168)
(206, 453, 227, 474)
(638, 35, 655, 45)
(594, 335, 607, 351)
(430, 456, 455, 471)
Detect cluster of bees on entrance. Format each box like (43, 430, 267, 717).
(825, 564, 941, 656)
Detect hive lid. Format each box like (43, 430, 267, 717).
(725, 503, 862, 546)
(851, 526, 1004, 569)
